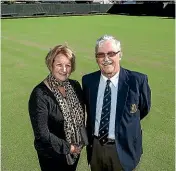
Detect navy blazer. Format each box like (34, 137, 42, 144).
(82, 67, 151, 171)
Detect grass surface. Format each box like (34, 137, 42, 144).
(2, 15, 175, 171)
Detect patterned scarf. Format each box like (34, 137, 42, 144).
(47, 74, 85, 164)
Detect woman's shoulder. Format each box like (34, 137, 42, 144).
(32, 81, 46, 92)
(69, 78, 81, 85)
(68, 79, 83, 97)
(30, 81, 51, 99)
(69, 79, 81, 89)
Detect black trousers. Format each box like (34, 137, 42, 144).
(90, 138, 123, 171)
(37, 153, 79, 171)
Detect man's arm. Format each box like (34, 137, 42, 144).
(139, 75, 151, 120)
(82, 76, 93, 164)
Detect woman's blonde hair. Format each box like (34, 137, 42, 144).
(45, 45, 76, 72)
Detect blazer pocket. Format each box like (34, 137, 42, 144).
(129, 104, 138, 114)
(127, 89, 139, 102)
(126, 90, 139, 115)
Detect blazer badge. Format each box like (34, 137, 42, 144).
(130, 104, 138, 113)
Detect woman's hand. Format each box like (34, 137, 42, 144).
(70, 144, 81, 154)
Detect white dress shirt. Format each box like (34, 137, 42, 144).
(94, 72, 119, 139)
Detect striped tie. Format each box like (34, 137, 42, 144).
(98, 79, 111, 145)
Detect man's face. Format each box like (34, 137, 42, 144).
(96, 40, 121, 78)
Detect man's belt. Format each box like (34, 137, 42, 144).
(94, 135, 115, 145)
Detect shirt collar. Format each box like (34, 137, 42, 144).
(101, 72, 119, 87)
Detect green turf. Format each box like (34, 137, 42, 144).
(2, 15, 175, 171)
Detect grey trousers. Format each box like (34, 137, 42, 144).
(90, 137, 123, 171)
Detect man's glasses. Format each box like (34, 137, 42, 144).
(96, 51, 120, 59)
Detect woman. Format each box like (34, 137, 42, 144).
(28, 45, 87, 171)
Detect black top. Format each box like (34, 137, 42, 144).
(28, 79, 84, 158)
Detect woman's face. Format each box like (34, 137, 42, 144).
(51, 54, 72, 82)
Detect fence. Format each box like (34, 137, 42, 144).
(1, 2, 175, 19)
(1, 3, 113, 18)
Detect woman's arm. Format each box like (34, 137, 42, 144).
(28, 87, 70, 156)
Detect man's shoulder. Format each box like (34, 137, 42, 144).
(82, 70, 100, 80)
(124, 68, 147, 80)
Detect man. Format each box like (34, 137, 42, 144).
(82, 35, 151, 171)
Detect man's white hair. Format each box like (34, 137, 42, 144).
(95, 35, 121, 53)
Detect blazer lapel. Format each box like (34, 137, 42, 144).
(116, 67, 129, 127)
